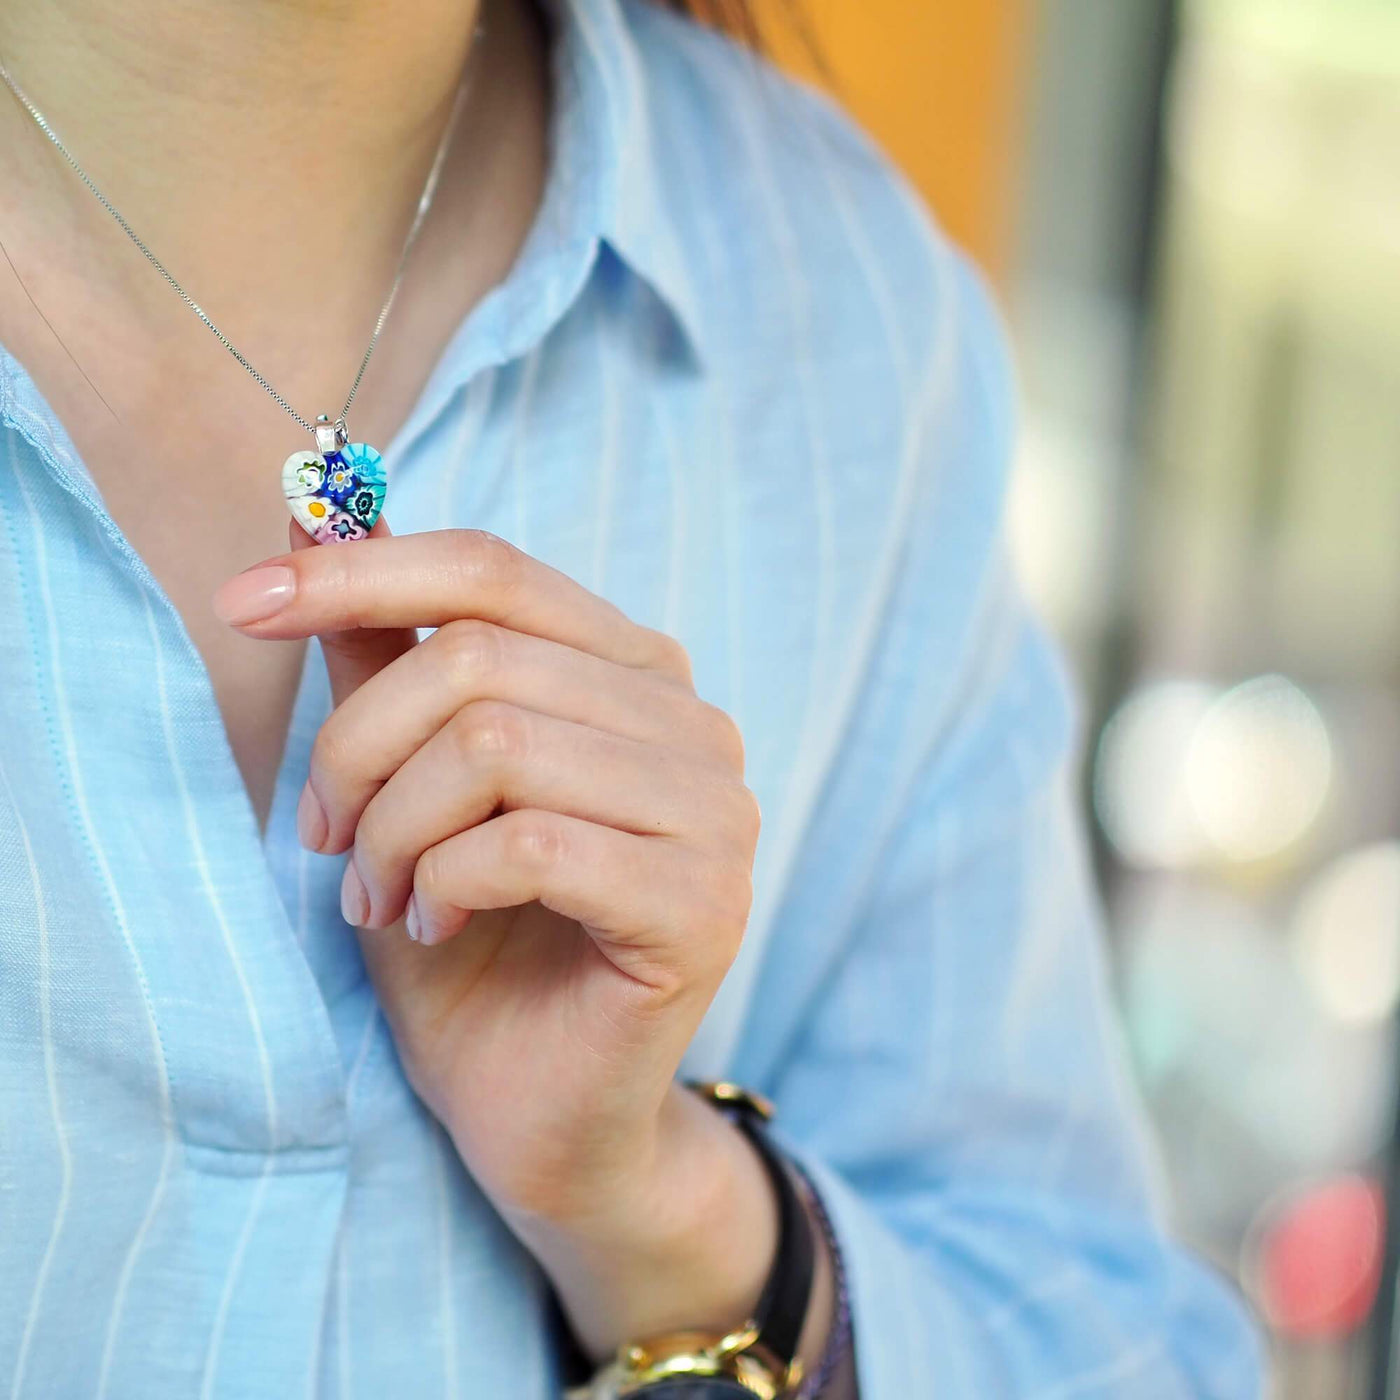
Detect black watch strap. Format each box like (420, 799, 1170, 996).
(687, 1080, 816, 1378)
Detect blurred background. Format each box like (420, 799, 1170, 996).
(768, 1, 1400, 1396)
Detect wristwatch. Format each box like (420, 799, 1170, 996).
(565, 1081, 817, 1399)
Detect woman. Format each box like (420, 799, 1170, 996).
(0, 0, 1261, 1395)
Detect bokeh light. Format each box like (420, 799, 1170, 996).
(1245, 1175, 1384, 1341)
(1292, 843, 1400, 1027)
(1095, 680, 1220, 869)
(1185, 676, 1333, 866)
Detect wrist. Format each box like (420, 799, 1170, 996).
(505, 1081, 779, 1363)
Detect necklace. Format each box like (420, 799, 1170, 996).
(0, 41, 479, 544)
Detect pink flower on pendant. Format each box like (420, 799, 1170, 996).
(314, 511, 368, 544)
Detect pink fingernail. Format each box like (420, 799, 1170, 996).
(340, 858, 370, 927)
(405, 894, 421, 943)
(296, 784, 328, 851)
(212, 565, 296, 626)
(418, 908, 472, 948)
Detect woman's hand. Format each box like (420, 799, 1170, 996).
(211, 524, 826, 1365)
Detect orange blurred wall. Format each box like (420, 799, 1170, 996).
(769, 1, 1024, 280)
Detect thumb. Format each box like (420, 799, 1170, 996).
(289, 516, 418, 706)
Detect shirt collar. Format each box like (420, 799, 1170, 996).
(548, 0, 710, 365)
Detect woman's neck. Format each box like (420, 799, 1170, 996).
(0, 0, 544, 421)
(0, 0, 488, 216)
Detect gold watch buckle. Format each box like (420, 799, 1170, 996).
(578, 1320, 797, 1399)
(689, 1080, 776, 1122)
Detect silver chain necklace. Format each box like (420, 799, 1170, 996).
(0, 38, 480, 543)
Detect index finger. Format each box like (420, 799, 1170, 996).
(213, 528, 690, 677)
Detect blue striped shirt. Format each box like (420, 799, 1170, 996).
(0, 0, 1262, 1395)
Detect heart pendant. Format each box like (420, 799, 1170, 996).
(282, 442, 387, 544)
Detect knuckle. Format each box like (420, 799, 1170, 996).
(351, 796, 393, 866)
(451, 528, 521, 589)
(309, 718, 355, 782)
(720, 861, 755, 927)
(434, 617, 504, 685)
(676, 859, 752, 973)
(710, 777, 762, 850)
(685, 878, 750, 978)
(733, 784, 762, 846)
(413, 843, 451, 900)
(696, 701, 746, 769)
(713, 873, 754, 961)
(500, 810, 569, 870)
(451, 699, 531, 763)
(641, 628, 693, 683)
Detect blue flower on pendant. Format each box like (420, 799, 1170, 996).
(321, 453, 360, 508)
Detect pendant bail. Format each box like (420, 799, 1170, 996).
(315, 414, 349, 457)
